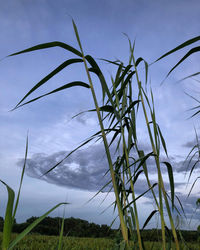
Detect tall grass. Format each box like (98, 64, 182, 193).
(6, 21, 200, 249)
(0, 136, 68, 249)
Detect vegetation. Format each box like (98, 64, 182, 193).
(1, 20, 200, 249)
(0, 233, 200, 250)
(1, 216, 199, 243)
(13, 217, 114, 238)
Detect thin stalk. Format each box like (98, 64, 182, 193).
(132, 58, 166, 249)
(122, 131, 143, 250)
(114, 79, 143, 249)
(72, 22, 129, 248)
(121, 86, 142, 249)
(128, 78, 161, 213)
(131, 54, 180, 250)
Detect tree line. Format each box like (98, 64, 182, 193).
(0, 216, 199, 242)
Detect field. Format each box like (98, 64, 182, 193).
(0, 233, 199, 250)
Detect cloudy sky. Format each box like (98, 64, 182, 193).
(0, 0, 200, 230)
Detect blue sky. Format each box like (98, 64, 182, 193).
(0, 0, 200, 229)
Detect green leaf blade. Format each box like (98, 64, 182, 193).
(13, 58, 83, 109)
(8, 41, 82, 57)
(165, 46, 200, 78)
(14, 81, 90, 109)
(162, 162, 175, 209)
(8, 202, 68, 249)
(0, 181, 15, 250)
(142, 210, 158, 230)
(156, 36, 200, 62)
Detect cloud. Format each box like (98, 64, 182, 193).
(17, 142, 158, 193)
(17, 143, 112, 192)
(16, 142, 186, 193)
(172, 158, 200, 174)
(183, 139, 198, 149)
(174, 191, 200, 227)
(16, 141, 200, 227)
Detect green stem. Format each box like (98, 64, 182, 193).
(113, 78, 143, 249)
(132, 54, 180, 250)
(132, 56, 166, 250)
(73, 23, 130, 248)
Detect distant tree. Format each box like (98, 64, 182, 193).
(100, 224, 110, 237)
(197, 225, 200, 243)
(0, 216, 4, 231)
(26, 216, 38, 224)
(13, 222, 29, 233)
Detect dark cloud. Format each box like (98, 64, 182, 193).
(17, 142, 158, 194)
(171, 158, 200, 174)
(183, 140, 196, 148)
(174, 192, 200, 224)
(17, 141, 197, 193)
(182, 135, 199, 149)
(18, 144, 111, 192)
(16, 142, 185, 194)
(17, 142, 200, 224)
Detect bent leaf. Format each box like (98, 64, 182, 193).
(142, 210, 158, 230)
(14, 81, 90, 109)
(162, 162, 174, 209)
(42, 137, 94, 176)
(165, 46, 200, 78)
(8, 41, 82, 57)
(155, 36, 200, 62)
(123, 183, 157, 210)
(13, 58, 83, 109)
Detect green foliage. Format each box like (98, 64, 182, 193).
(0, 137, 68, 249)
(197, 225, 200, 243)
(0, 233, 199, 250)
(3, 19, 200, 249)
(0, 217, 4, 232)
(12, 217, 114, 238)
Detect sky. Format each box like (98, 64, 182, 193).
(0, 0, 200, 230)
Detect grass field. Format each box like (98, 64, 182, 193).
(0, 233, 199, 250)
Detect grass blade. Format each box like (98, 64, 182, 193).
(142, 210, 158, 230)
(14, 81, 90, 110)
(41, 137, 94, 176)
(135, 57, 148, 84)
(187, 177, 200, 197)
(115, 65, 132, 89)
(155, 36, 200, 62)
(13, 58, 83, 109)
(8, 202, 68, 249)
(56, 208, 66, 250)
(0, 181, 15, 250)
(8, 42, 82, 57)
(162, 162, 174, 209)
(123, 183, 157, 210)
(157, 124, 168, 157)
(72, 19, 83, 54)
(12, 135, 28, 220)
(175, 195, 186, 218)
(86, 105, 114, 114)
(165, 46, 200, 78)
(177, 72, 200, 82)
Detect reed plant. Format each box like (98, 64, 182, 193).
(6, 21, 200, 249)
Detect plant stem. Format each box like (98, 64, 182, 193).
(73, 22, 130, 248)
(132, 54, 180, 250)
